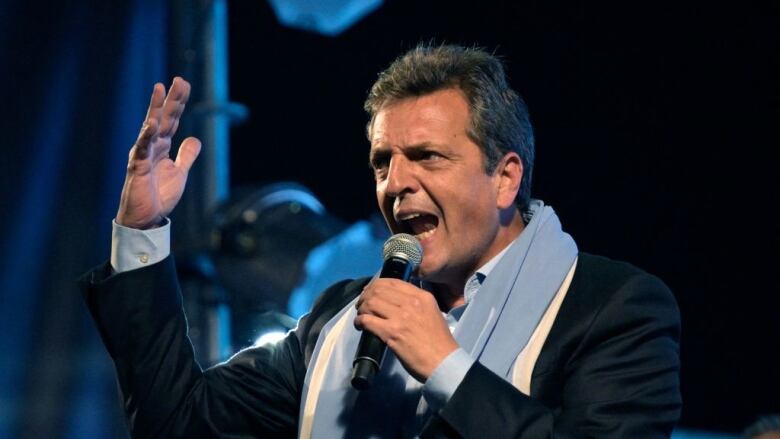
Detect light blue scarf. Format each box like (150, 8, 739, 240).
(298, 200, 578, 438)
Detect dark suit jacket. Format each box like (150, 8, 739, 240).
(79, 252, 681, 438)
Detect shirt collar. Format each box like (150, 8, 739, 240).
(462, 242, 513, 304)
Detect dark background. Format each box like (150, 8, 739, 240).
(0, 0, 776, 437)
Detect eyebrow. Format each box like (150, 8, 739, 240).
(369, 142, 441, 164)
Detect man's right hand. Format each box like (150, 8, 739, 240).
(116, 77, 201, 229)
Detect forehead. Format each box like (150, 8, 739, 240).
(369, 88, 471, 149)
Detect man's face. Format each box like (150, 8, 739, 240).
(369, 88, 512, 288)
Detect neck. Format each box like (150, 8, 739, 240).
(431, 285, 466, 311)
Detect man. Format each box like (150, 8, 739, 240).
(80, 44, 681, 437)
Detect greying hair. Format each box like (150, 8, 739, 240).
(364, 44, 535, 210)
(743, 414, 780, 439)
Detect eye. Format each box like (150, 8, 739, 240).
(412, 149, 443, 163)
(369, 155, 390, 179)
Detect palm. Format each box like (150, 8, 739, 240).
(155, 156, 187, 213)
(117, 78, 201, 229)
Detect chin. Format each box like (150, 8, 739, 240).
(416, 261, 446, 282)
(414, 264, 434, 280)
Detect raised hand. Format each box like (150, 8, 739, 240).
(116, 77, 201, 229)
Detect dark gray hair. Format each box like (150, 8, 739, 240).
(743, 414, 780, 439)
(364, 44, 535, 210)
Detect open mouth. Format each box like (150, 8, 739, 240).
(398, 213, 439, 241)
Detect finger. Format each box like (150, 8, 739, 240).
(132, 118, 159, 160)
(357, 294, 400, 319)
(159, 77, 191, 137)
(354, 314, 391, 342)
(362, 281, 422, 308)
(355, 286, 369, 309)
(145, 83, 166, 124)
(174, 137, 202, 173)
(158, 78, 190, 137)
(371, 278, 420, 294)
(168, 118, 180, 142)
(158, 97, 186, 138)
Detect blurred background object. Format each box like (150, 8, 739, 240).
(268, 0, 383, 36)
(204, 181, 384, 350)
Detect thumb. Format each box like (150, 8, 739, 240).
(175, 136, 202, 173)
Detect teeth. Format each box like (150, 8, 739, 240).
(415, 227, 436, 240)
(398, 213, 421, 221)
(395, 212, 437, 240)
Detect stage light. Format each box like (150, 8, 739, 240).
(209, 182, 346, 349)
(207, 181, 385, 350)
(267, 0, 383, 36)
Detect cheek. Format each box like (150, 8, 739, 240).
(375, 184, 388, 211)
(449, 183, 496, 228)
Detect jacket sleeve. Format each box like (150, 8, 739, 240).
(78, 255, 358, 439)
(420, 272, 682, 439)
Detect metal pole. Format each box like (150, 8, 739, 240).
(169, 0, 247, 366)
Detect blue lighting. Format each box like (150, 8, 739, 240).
(671, 429, 738, 439)
(268, 0, 383, 36)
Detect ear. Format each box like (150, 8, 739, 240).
(493, 152, 523, 210)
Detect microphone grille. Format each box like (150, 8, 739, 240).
(382, 233, 423, 267)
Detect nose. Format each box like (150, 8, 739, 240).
(384, 155, 418, 199)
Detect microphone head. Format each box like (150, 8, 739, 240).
(382, 233, 423, 268)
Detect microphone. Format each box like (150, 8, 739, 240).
(351, 233, 423, 390)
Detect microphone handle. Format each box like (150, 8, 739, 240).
(351, 256, 414, 390)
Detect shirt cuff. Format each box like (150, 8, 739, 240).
(422, 348, 475, 412)
(110, 218, 171, 273)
